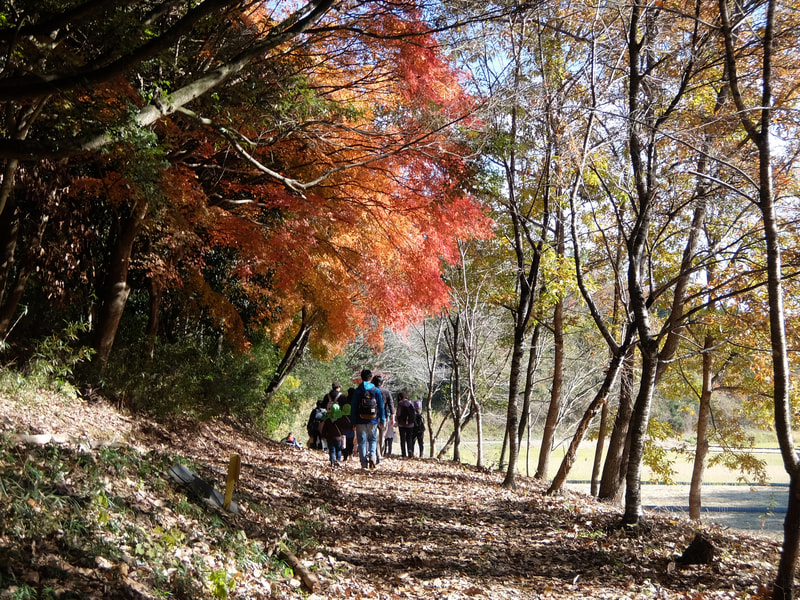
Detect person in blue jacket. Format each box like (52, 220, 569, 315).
(349, 368, 385, 470)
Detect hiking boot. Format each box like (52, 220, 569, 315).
(368, 457, 375, 470)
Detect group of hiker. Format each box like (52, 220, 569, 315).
(299, 369, 426, 469)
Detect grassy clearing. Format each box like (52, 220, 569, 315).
(438, 438, 789, 485)
(425, 411, 786, 485)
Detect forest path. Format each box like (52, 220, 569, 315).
(0, 393, 784, 599)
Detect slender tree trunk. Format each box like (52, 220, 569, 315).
(536, 298, 563, 479)
(446, 315, 465, 463)
(473, 395, 484, 468)
(590, 395, 608, 496)
(436, 411, 474, 459)
(93, 199, 148, 370)
(0, 195, 21, 336)
(598, 349, 635, 501)
(420, 318, 444, 458)
(518, 323, 542, 443)
(499, 427, 509, 472)
(716, 0, 799, 593)
(500, 16, 548, 489)
(547, 333, 631, 495)
(264, 308, 313, 395)
(689, 334, 713, 521)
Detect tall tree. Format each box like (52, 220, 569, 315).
(716, 0, 800, 592)
(0, 0, 493, 387)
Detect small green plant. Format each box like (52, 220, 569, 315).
(158, 525, 186, 549)
(40, 588, 58, 600)
(26, 320, 95, 391)
(578, 528, 606, 540)
(286, 517, 322, 553)
(208, 569, 236, 600)
(9, 584, 37, 600)
(99, 445, 133, 472)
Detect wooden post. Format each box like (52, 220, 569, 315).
(223, 453, 241, 511)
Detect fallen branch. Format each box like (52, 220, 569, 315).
(278, 547, 319, 592)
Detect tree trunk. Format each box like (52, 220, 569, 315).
(473, 395, 484, 468)
(93, 199, 148, 370)
(546, 333, 631, 495)
(0, 193, 18, 306)
(502, 325, 526, 488)
(0, 158, 19, 222)
(716, 0, 799, 593)
(420, 318, 444, 458)
(622, 341, 659, 525)
(499, 426, 509, 472)
(536, 298, 563, 480)
(518, 323, 542, 444)
(436, 411, 474, 460)
(590, 395, 608, 497)
(689, 334, 713, 521)
(0, 194, 21, 336)
(264, 308, 313, 396)
(446, 314, 465, 463)
(598, 344, 635, 501)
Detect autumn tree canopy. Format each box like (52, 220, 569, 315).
(0, 0, 492, 392)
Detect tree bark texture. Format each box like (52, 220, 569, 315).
(93, 199, 148, 370)
(590, 396, 609, 497)
(547, 333, 631, 495)
(536, 298, 564, 480)
(689, 335, 713, 521)
(598, 349, 635, 502)
(264, 310, 313, 396)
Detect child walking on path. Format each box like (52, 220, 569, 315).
(412, 399, 425, 458)
(319, 404, 344, 467)
(383, 417, 395, 456)
(338, 402, 355, 462)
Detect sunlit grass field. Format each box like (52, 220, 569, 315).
(435, 429, 789, 485)
(301, 407, 787, 485)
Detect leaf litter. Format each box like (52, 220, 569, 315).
(0, 393, 784, 599)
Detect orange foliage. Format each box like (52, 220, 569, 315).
(150, 0, 492, 356)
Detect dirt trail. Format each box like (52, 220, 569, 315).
(0, 394, 785, 599)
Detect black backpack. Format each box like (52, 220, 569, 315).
(414, 410, 425, 432)
(307, 407, 325, 436)
(358, 387, 378, 420)
(398, 400, 414, 428)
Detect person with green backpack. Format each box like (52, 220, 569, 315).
(319, 404, 345, 467)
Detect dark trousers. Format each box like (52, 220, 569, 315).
(343, 435, 355, 460)
(384, 437, 394, 455)
(414, 431, 424, 457)
(399, 427, 415, 457)
(328, 440, 343, 465)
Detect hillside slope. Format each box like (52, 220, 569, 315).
(0, 391, 783, 599)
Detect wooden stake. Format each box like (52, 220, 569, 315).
(223, 453, 241, 511)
